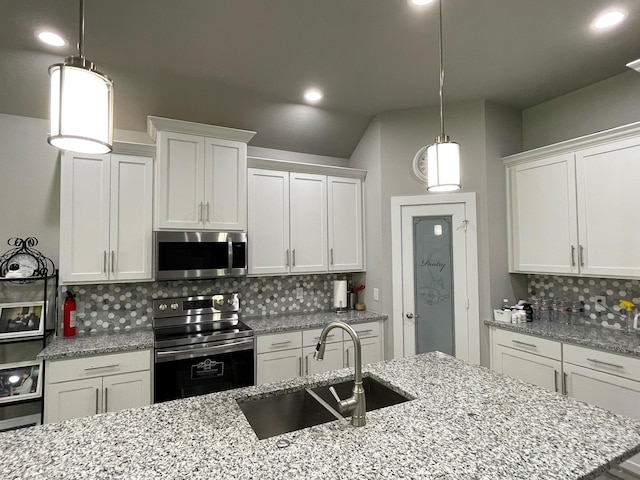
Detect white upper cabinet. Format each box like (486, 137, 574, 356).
(575, 137, 640, 278)
(247, 158, 366, 276)
(327, 176, 364, 271)
(148, 116, 255, 232)
(505, 123, 640, 278)
(60, 146, 153, 283)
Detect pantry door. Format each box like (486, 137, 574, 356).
(391, 194, 479, 363)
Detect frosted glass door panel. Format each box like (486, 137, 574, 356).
(413, 216, 454, 356)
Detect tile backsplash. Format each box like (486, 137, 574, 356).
(63, 273, 352, 334)
(528, 274, 640, 329)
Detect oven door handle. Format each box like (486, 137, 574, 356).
(155, 338, 254, 363)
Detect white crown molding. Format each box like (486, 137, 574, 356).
(112, 141, 156, 157)
(147, 116, 256, 143)
(248, 156, 367, 179)
(503, 121, 640, 166)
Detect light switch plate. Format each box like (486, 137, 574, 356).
(296, 287, 303, 300)
(373, 288, 379, 301)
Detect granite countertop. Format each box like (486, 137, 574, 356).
(485, 319, 640, 357)
(38, 311, 386, 360)
(1, 352, 639, 479)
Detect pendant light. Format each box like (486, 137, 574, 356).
(426, 0, 460, 192)
(48, 0, 113, 154)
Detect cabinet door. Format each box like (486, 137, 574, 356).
(60, 153, 111, 283)
(203, 137, 247, 231)
(492, 344, 561, 393)
(507, 154, 578, 274)
(256, 349, 302, 385)
(156, 131, 205, 230)
(45, 377, 102, 423)
(248, 169, 290, 275)
(576, 137, 640, 277)
(109, 155, 153, 281)
(103, 371, 151, 413)
(303, 345, 343, 376)
(344, 336, 382, 368)
(328, 177, 364, 271)
(290, 173, 327, 273)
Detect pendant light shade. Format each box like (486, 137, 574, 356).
(426, 0, 460, 192)
(427, 136, 460, 192)
(48, 0, 113, 154)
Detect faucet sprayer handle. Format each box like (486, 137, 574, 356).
(314, 341, 326, 360)
(328, 386, 342, 403)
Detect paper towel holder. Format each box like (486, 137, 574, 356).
(333, 280, 349, 314)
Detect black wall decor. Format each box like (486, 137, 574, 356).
(0, 237, 55, 281)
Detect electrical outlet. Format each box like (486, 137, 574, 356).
(594, 295, 607, 312)
(296, 287, 303, 300)
(373, 288, 379, 301)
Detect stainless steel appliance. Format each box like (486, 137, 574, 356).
(153, 294, 254, 403)
(154, 231, 247, 280)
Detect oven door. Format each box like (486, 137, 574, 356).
(154, 338, 254, 403)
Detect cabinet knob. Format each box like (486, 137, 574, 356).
(170, 303, 179, 310)
(158, 303, 167, 311)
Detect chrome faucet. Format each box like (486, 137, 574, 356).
(314, 321, 366, 427)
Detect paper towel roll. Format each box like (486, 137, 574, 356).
(333, 280, 348, 309)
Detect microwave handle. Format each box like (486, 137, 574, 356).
(227, 238, 233, 271)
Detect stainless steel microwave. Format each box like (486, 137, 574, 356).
(154, 231, 247, 280)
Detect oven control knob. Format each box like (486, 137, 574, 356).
(171, 303, 179, 310)
(227, 299, 235, 305)
(216, 299, 225, 306)
(158, 303, 167, 311)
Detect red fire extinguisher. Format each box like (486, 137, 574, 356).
(63, 291, 77, 337)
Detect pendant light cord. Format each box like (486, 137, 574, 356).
(438, 0, 445, 139)
(78, 0, 85, 59)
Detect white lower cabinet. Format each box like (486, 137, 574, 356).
(256, 321, 383, 386)
(44, 350, 151, 424)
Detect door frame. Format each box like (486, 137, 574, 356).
(390, 193, 480, 363)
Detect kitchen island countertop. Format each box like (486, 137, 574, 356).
(2, 352, 639, 479)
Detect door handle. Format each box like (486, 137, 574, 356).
(571, 246, 576, 267)
(103, 251, 107, 273)
(206, 202, 210, 222)
(330, 248, 334, 265)
(95, 388, 99, 414)
(292, 249, 296, 267)
(405, 312, 419, 319)
(198, 202, 203, 222)
(84, 364, 120, 371)
(345, 347, 350, 367)
(111, 250, 115, 274)
(579, 245, 585, 267)
(586, 358, 624, 369)
(104, 387, 108, 412)
(298, 356, 302, 376)
(285, 249, 290, 267)
(563, 372, 568, 395)
(305, 355, 309, 375)
(554, 370, 559, 393)
(511, 340, 537, 349)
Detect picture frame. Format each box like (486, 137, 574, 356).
(0, 301, 45, 340)
(0, 360, 43, 405)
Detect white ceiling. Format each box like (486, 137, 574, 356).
(1, 0, 639, 158)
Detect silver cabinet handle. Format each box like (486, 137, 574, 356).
(104, 387, 108, 412)
(206, 202, 210, 222)
(345, 347, 350, 367)
(95, 388, 99, 414)
(84, 363, 119, 371)
(405, 313, 419, 319)
(571, 246, 576, 267)
(356, 329, 373, 335)
(111, 250, 115, 273)
(298, 356, 302, 376)
(103, 251, 107, 273)
(563, 372, 568, 395)
(511, 340, 537, 348)
(198, 202, 203, 222)
(305, 355, 309, 375)
(271, 341, 292, 347)
(587, 358, 624, 369)
(554, 370, 559, 393)
(285, 249, 290, 267)
(313, 334, 335, 342)
(579, 245, 585, 267)
(292, 249, 296, 267)
(330, 248, 334, 265)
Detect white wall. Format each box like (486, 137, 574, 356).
(522, 71, 640, 150)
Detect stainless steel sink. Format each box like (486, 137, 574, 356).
(237, 376, 411, 440)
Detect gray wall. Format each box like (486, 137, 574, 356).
(349, 100, 523, 365)
(522, 71, 640, 150)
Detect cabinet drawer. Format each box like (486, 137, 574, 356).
(493, 328, 561, 360)
(302, 328, 343, 346)
(350, 321, 380, 339)
(256, 331, 302, 353)
(563, 344, 640, 382)
(47, 349, 151, 384)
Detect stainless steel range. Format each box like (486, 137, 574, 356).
(152, 293, 254, 403)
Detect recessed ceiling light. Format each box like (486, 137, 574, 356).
(409, 0, 435, 5)
(592, 10, 627, 30)
(303, 88, 323, 103)
(37, 31, 67, 47)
